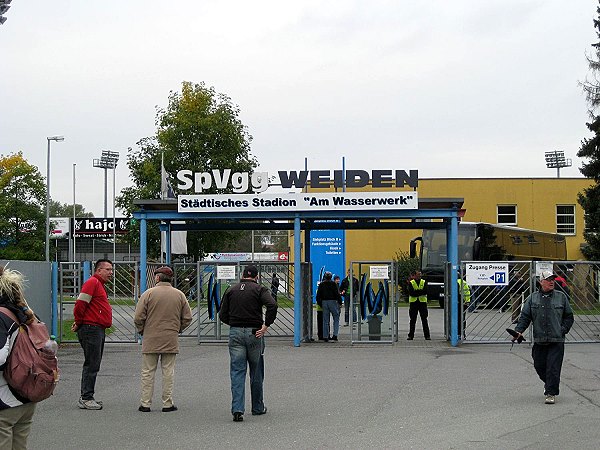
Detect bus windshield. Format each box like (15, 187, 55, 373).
(421, 226, 477, 272)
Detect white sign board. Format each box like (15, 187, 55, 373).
(217, 266, 237, 280)
(535, 261, 554, 278)
(50, 217, 70, 239)
(369, 265, 389, 279)
(179, 192, 418, 213)
(465, 263, 509, 286)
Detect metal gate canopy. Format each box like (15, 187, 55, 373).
(133, 196, 464, 347)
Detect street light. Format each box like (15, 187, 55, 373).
(46, 135, 65, 262)
(93, 150, 119, 217)
(544, 150, 572, 178)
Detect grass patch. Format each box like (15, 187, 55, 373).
(573, 308, 600, 316)
(59, 319, 114, 343)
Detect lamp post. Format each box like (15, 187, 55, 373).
(112, 158, 118, 261)
(93, 150, 119, 218)
(46, 135, 64, 262)
(72, 163, 76, 262)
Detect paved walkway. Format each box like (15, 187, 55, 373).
(28, 332, 600, 449)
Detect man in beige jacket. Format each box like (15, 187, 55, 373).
(134, 266, 192, 412)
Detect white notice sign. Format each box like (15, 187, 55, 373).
(217, 266, 237, 280)
(535, 261, 553, 278)
(465, 263, 509, 286)
(369, 265, 389, 279)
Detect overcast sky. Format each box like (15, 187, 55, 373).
(0, 0, 598, 217)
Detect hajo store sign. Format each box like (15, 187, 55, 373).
(176, 168, 419, 213)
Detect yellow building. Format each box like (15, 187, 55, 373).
(303, 177, 593, 264)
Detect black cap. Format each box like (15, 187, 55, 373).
(243, 265, 258, 278)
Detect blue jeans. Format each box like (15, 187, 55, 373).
(77, 324, 106, 400)
(322, 300, 340, 338)
(228, 327, 265, 415)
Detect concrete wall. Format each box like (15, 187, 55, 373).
(0, 260, 52, 325)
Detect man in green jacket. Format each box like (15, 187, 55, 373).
(513, 270, 574, 405)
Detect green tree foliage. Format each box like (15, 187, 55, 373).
(0, 152, 46, 260)
(393, 250, 420, 301)
(48, 199, 94, 218)
(578, 3, 600, 260)
(117, 81, 258, 259)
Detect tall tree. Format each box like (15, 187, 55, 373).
(117, 81, 258, 259)
(578, 2, 600, 260)
(0, 152, 46, 260)
(48, 199, 94, 218)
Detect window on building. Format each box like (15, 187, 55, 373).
(556, 205, 575, 235)
(497, 205, 517, 225)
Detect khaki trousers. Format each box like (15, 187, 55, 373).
(140, 353, 177, 408)
(0, 402, 36, 450)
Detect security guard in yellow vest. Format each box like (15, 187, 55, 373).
(407, 271, 430, 340)
(458, 278, 471, 305)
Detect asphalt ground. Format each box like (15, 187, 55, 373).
(26, 316, 600, 450)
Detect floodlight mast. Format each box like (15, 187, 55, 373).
(544, 150, 572, 178)
(93, 150, 119, 217)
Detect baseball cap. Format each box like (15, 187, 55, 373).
(243, 265, 258, 278)
(539, 270, 557, 281)
(155, 266, 174, 277)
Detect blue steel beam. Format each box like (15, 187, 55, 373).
(447, 217, 459, 347)
(294, 215, 302, 347)
(132, 209, 460, 222)
(133, 200, 464, 347)
(140, 215, 147, 294)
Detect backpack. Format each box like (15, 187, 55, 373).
(0, 307, 59, 402)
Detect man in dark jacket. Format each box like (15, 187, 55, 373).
(513, 270, 574, 405)
(316, 272, 342, 342)
(219, 265, 278, 422)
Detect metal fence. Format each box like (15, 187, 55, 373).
(59, 261, 139, 343)
(195, 261, 311, 343)
(349, 261, 397, 344)
(460, 261, 600, 343)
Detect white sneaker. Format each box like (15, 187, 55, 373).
(545, 395, 555, 405)
(78, 397, 103, 410)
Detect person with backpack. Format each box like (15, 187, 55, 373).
(0, 266, 38, 450)
(72, 259, 113, 410)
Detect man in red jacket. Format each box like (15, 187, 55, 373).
(72, 259, 113, 410)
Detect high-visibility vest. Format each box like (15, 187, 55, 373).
(458, 279, 471, 303)
(409, 279, 427, 303)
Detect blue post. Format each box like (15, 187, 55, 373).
(447, 217, 459, 347)
(294, 215, 302, 347)
(140, 215, 147, 294)
(165, 222, 171, 265)
(82, 260, 91, 282)
(51, 262, 58, 337)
